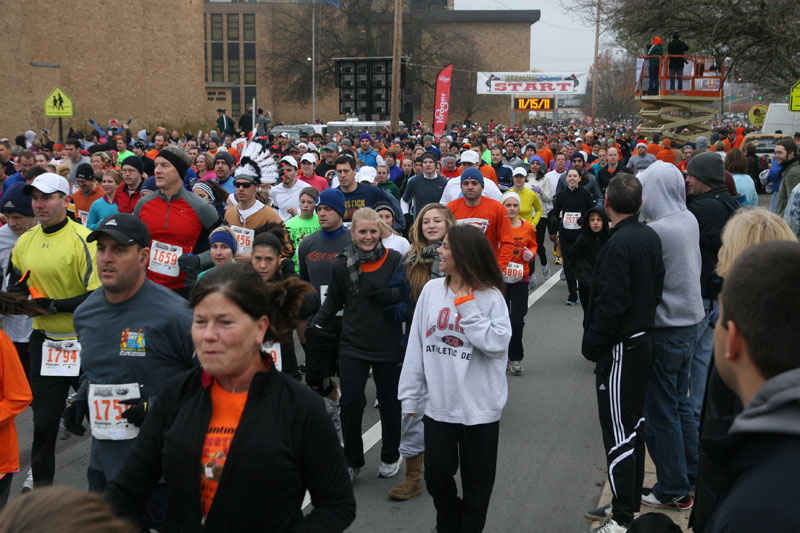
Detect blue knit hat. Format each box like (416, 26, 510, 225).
(460, 167, 484, 188)
(0, 183, 34, 217)
(209, 229, 238, 254)
(316, 188, 346, 218)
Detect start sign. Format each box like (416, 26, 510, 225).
(514, 98, 554, 111)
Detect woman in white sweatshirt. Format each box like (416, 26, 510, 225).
(398, 224, 511, 533)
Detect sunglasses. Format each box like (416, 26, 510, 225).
(234, 181, 255, 189)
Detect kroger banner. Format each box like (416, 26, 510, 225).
(477, 72, 589, 95)
(432, 64, 453, 140)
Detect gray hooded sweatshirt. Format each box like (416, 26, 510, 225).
(729, 367, 800, 437)
(640, 160, 705, 327)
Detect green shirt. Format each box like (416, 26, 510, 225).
(117, 150, 134, 163)
(284, 214, 321, 273)
(378, 181, 401, 200)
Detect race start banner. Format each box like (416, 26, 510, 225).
(433, 64, 453, 140)
(477, 72, 589, 95)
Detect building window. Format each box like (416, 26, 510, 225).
(227, 14, 239, 41)
(204, 14, 207, 41)
(244, 86, 257, 111)
(210, 14, 223, 41)
(243, 14, 255, 42)
(232, 89, 241, 119)
(228, 43, 240, 84)
(211, 43, 223, 82)
(244, 43, 256, 85)
(204, 43, 208, 82)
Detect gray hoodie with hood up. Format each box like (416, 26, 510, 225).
(640, 160, 705, 327)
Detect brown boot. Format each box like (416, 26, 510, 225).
(388, 453, 424, 500)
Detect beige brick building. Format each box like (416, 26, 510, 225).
(0, 0, 537, 138)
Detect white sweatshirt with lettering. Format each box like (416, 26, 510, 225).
(398, 277, 511, 426)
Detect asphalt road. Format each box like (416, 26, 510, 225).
(8, 248, 608, 532)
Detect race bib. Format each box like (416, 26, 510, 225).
(231, 226, 255, 255)
(88, 383, 140, 440)
(563, 212, 581, 230)
(263, 341, 282, 372)
(149, 240, 182, 277)
(78, 210, 89, 225)
(502, 262, 524, 284)
(41, 339, 80, 376)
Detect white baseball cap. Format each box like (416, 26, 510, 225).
(280, 155, 298, 169)
(357, 166, 377, 183)
(460, 150, 480, 164)
(512, 167, 527, 177)
(24, 173, 71, 196)
(300, 153, 317, 165)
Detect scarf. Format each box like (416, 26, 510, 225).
(407, 241, 444, 279)
(342, 240, 387, 295)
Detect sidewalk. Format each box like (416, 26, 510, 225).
(589, 452, 691, 532)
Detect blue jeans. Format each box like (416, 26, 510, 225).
(644, 325, 699, 500)
(690, 300, 714, 425)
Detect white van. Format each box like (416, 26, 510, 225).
(762, 104, 800, 135)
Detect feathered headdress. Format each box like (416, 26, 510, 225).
(234, 135, 278, 184)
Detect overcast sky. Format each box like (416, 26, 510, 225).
(455, 0, 598, 73)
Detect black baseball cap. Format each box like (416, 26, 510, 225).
(88, 213, 151, 247)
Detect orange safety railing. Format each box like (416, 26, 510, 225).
(635, 55, 724, 98)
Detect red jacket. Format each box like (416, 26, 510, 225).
(115, 184, 143, 214)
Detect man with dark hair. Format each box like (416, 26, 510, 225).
(685, 152, 739, 424)
(1, 150, 36, 195)
(0, 140, 14, 177)
(707, 240, 800, 532)
(216, 108, 235, 137)
(582, 173, 664, 533)
(774, 138, 800, 216)
(64, 139, 91, 183)
(401, 152, 447, 217)
(667, 34, 689, 90)
(335, 154, 389, 223)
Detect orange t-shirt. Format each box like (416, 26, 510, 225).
(479, 163, 498, 185)
(536, 148, 554, 169)
(509, 220, 538, 277)
(72, 188, 104, 220)
(200, 381, 248, 517)
(646, 143, 661, 156)
(145, 149, 159, 161)
(447, 196, 514, 270)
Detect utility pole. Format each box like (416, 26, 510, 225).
(591, 0, 601, 123)
(312, 0, 317, 123)
(390, 0, 403, 133)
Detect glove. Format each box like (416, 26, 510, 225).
(362, 288, 401, 306)
(531, 185, 542, 194)
(522, 248, 534, 262)
(32, 297, 57, 314)
(120, 397, 148, 427)
(178, 253, 201, 273)
(62, 396, 88, 436)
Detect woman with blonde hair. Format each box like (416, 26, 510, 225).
(308, 207, 411, 482)
(692, 207, 797, 531)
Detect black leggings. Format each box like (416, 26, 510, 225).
(28, 330, 78, 487)
(504, 281, 529, 362)
(559, 235, 578, 299)
(535, 219, 548, 267)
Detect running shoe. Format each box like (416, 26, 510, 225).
(584, 503, 611, 521)
(58, 418, 72, 440)
(373, 398, 379, 408)
(324, 395, 343, 445)
(529, 273, 537, 290)
(542, 265, 550, 279)
(587, 518, 627, 533)
(348, 466, 361, 481)
(560, 270, 566, 280)
(21, 468, 33, 493)
(566, 296, 579, 306)
(509, 361, 524, 375)
(555, 257, 563, 265)
(377, 457, 403, 478)
(641, 489, 693, 510)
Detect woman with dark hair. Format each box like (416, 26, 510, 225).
(725, 148, 758, 206)
(192, 180, 228, 219)
(308, 208, 410, 482)
(105, 263, 355, 532)
(388, 203, 456, 501)
(398, 224, 511, 532)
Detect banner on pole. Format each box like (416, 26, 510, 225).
(433, 64, 453, 140)
(477, 72, 588, 95)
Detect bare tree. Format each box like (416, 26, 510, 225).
(581, 50, 639, 121)
(561, 0, 800, 94)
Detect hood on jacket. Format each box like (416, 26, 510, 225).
(729, 367, 800, 437)
(640, 160, 687, 221)
(579, 206, 610, 239)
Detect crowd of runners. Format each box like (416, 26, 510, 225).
(0, 116, 798, 532)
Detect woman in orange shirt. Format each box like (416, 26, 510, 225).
(501, 191, 537, 376)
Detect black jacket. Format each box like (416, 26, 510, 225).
(687, 188, 738, 300)
(105, 367, 355, 532)
(548, 186, 595, 242)
(667, 37, 689, 69)
(582, 215, 664, 362)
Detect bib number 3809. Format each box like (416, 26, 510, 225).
(40, 339, 81, 377)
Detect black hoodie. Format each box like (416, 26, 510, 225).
(566, 206, 610, 288)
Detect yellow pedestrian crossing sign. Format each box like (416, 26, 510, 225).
(44, 87, 74, 118)
(791, 80, 800, 113)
